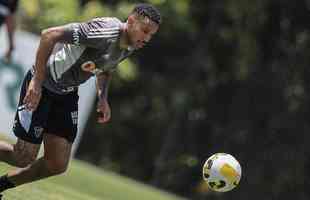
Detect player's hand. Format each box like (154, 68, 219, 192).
(23, 78, 42, 111)
(97, 97, 111, 123)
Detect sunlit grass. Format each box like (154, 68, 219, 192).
(0, 136, 185, 200)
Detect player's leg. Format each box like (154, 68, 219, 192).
(0, 69, 48, 193)
(0, 139, 40, 167)
(0, 139, 40, 193)
(6, 133, 72, 186)
(0, 70, 45, 167)
(0, 87, 78, 190)
(0, 70, 43, 167)
(0, 73, 78, 193)
(1, 88, 78, 187)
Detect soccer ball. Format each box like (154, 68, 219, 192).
(202, 153, 241, 192)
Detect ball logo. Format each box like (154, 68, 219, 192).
(81, 61, 96, 72)
(220, 164, 240, 184)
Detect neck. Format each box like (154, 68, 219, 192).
(120, 23, 131, 50)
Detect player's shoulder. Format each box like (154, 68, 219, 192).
(91, 17, 123, 29)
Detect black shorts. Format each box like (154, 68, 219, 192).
(13, 70, 79, 144)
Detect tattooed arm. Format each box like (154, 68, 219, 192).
(96, 72, 112, 123)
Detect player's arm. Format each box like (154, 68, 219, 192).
(96, 72, 112, 123)
(32, 26, 70, 83)
(3, 0, 19, 62)
(4, 14, 16, 62)
(23, 25, 71, 111)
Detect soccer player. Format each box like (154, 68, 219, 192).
(0, 0, 19, 62)
(0, 3, 161, 197)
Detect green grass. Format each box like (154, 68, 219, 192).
(0, 160, 186, 200)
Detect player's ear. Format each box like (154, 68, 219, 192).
(127, 14, 135, 25)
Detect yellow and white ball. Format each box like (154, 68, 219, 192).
(203, 153, 241, 192)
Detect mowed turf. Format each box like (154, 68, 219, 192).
(0, 160, 186, 200)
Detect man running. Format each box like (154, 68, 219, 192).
(0, 3, 161, 197)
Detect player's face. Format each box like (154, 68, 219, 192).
(127, 15, 159, 49)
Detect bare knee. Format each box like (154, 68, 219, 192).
(45, 158, 69, 175)
(43, 133, 72, 176)
(12, 140, 40, 168)
(13, 151, 37, 168)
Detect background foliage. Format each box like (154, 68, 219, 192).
(19, 0, 310, 199)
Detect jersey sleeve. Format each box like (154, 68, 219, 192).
(62, 18, 121, 49)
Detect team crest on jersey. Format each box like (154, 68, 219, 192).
(81, 61, 96, 72)
(33, 126, 44, 138)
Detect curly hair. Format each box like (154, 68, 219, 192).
(132, 3, 162, 25)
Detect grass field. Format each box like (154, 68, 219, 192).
(0, 160, 186, 200)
